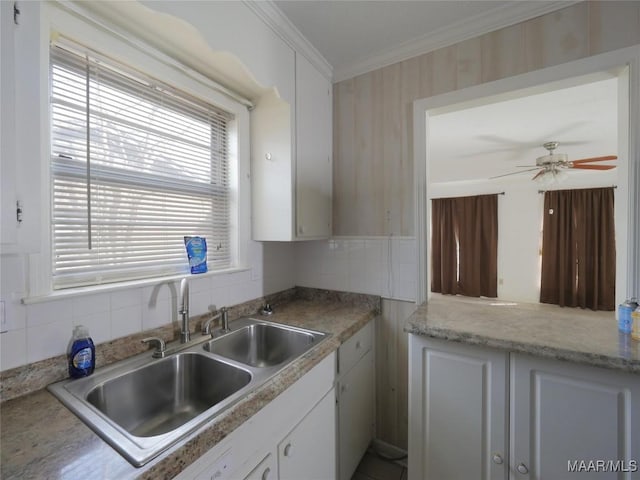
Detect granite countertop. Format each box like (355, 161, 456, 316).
(406, 294, 640, 374)
(0, 296, 378, 480)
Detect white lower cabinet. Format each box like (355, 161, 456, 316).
(336, 320, 375, 480)
(408, 335, 640, 480)
(408, 336, 508, 480)
(279, 388, 337, 480)
(243, 452, 277, 480)
(510, 353, 640, 480)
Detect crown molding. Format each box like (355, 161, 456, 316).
(244, 0, 333, 81)
(333, 1, 581, 83)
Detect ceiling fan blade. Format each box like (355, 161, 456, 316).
(531, 170, 546, 181)
(571, 164, 617, 170)
(516, 165, 537, 168)
(571, 155, 617, 164)
(490, 167, 540, 179)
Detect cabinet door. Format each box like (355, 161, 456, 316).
(243, 452, 278, 480)
(1, 0, 17, 251)
(408, 336, 509, 480)
(338, 348, 374, 480)
(279, 387, 337, 480)
(510, 353, 640, 480)
(295, 53, 331, 239)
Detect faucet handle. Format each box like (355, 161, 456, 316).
(141, 337, 166, 358)
(202, 307, 229, 336)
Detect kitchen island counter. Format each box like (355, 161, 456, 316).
(406, 294, 640, 374)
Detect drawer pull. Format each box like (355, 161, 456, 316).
(284, 443, 292, 457)
(492, 453, 503, 465)
(516, 463, 529, 475)
(355, 341, 361, 350)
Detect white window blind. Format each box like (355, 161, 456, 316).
(50, 40, 233, 289)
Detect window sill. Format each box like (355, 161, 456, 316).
(21, 267, 251, 305)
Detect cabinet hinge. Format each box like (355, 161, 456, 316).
(16, 201, 23, 223)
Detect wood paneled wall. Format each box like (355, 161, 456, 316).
(333, 1, 640, 236)
(376, 299, 416, 451)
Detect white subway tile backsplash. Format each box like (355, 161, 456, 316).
(110, 305, 142, 340)
(210, 284, 230, 311)
(74, 311, 111, 345)
(189, 276, 212, 294)
(142, 282, 177, 306)
(27, 317, 73, 363)
(72, 293, 110, 317)
(190, 290, 212, 317)
(142, 298, 173, 330)
(110, 288, 141, 309)
(26, 299, 73, 328)
(1, 329, 27, 370)
(295, 236, 417, 301)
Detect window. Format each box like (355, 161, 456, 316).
(431, 194, 498, 298)
(50, 39, 234, 289)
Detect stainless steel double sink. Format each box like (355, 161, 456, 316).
(48, 317, 327, 467)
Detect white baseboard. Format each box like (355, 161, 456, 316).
(370, 438, 408, 468)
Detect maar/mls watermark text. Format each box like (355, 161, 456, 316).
(568, 460, 638, 473)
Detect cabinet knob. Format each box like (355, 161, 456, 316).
(265, 153, 272, 161)
(355, 341, 361, 350)
(284, 443, 292, 457)
(516, 463, 529, 474)
(492, 453, 504, 465)
(261, 467, 271, 480)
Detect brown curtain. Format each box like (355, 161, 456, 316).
(431, 194, 498, 298)
(431, 198, 458, 294)
(540, 187, 615, 310)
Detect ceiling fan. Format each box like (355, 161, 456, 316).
(491, 141, 617, 181)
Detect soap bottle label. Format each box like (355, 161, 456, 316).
(73, 347, 93, 370)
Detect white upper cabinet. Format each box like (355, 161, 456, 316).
(295, 53, 332, 239)
(1, 1, 18, 251)
(1, 1, 42, 255)
(252, 52, 332, 241)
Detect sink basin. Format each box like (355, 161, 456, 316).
(48, 317, 327, 467)
(203, 322, 321, 367)
(86, 352, 251, 437)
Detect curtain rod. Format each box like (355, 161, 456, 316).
(431, 192, 505, 200)
(538, 186, 617, 194)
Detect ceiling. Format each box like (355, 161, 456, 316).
(428, 77, 619, 183)
(273, 1, 573, 81)
(272, 1, 618, 186)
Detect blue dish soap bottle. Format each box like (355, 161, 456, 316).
(68, 325, 95, 378)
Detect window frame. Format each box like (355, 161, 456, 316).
(32, 3, 251, 297)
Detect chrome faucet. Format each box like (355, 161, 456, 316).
(202, 307, 229, 336)
(179, 277, 190, 343)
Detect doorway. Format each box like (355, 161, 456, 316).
(413, 46, 640, 306)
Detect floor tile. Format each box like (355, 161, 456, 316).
(352, 472, 376, 480)
(355, 452, 405, 480)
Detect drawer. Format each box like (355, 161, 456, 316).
(338, 320, 373, 376)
